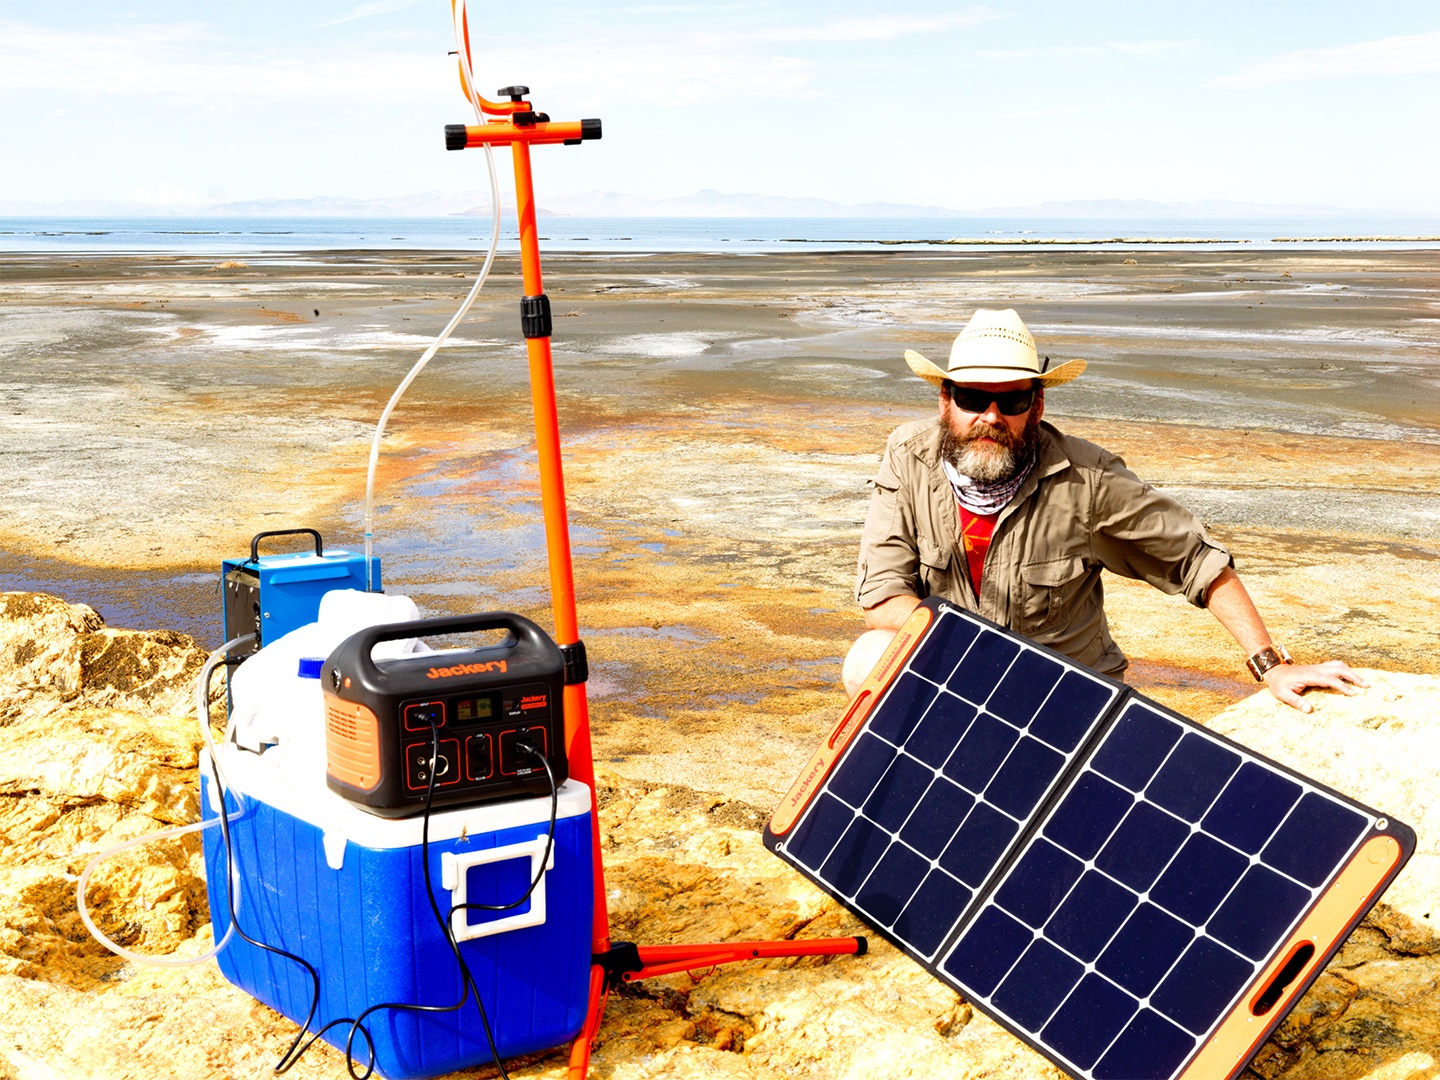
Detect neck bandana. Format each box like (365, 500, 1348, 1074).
(942, 449, 1037, 516)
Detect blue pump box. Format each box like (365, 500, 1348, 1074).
(201, 746, 593, 1079)
(221, 535, 381, 651)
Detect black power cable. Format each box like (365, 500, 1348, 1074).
(341, 718, 560, 1080)
(205, 661, 561, 1079)
(203, 662, 377, 1076)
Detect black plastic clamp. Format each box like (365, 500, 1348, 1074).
(498, 85, 530, 101)
(521, 293, 553, 339)
(565, 118, 603, 146)
(560, 640, 588, 686)
(593, 941, 642, 989)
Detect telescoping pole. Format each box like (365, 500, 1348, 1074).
(444, 93, 617, 1072)
(444, 99, 610, 925)
(445, 75, 863, 1080)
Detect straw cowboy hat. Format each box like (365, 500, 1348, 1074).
(904, 308, 1086, 388)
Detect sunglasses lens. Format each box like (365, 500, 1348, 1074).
(950, 386, 1035, 415)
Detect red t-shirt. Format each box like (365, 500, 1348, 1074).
(959, 506, 998, 597)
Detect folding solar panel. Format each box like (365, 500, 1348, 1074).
(766, 599, 1413, 1080)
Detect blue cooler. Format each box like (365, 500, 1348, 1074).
(200, 743, 593, 1079)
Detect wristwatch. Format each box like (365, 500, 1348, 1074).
(1246, 644, 1293, 681)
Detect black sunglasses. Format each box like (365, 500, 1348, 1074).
(947, 383, 1037, 416)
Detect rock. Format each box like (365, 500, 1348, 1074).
(0, 597, 1436, 1080)
(0, 592, 209, 721)
(0, 593, 218, 991)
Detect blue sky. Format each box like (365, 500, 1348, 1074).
(2, 1, 1438, 211)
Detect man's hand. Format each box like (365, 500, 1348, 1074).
(1205, 568, 1370, 713)
(1262, 660, 1369, 713)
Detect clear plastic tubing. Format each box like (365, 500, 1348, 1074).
(74, 635, 253, 966)
(363, 5, 502, 591)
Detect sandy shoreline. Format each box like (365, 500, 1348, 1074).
(2, 247, 1438, 801)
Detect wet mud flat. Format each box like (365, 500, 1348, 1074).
(1, 246, 1438, 803)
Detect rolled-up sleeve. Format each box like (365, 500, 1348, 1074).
(855, 434, 923, 609)
(1089, 453, 1233, 607)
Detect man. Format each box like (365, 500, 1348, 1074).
(845, 308, 1365, 712)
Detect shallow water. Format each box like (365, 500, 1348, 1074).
(2, 249, 1437, 744)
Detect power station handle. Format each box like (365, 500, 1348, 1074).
(249, 528, 324, 562)
(342, 612, 556, 678)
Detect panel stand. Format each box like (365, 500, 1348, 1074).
(443, 61, 865, 1080)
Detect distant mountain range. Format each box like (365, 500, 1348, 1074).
(1, 190, 1430, 220)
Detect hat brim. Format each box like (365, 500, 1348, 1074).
(904, 350, 1086, 388)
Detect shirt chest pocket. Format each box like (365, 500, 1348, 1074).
(917, 535, 954, 598)
(1018, 555, 1090, 633)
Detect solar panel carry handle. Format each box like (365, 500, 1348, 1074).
(767, 602, 934, 837)
(1179, 831, 1409, 1080)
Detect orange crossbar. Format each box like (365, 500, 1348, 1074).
(456, 119, 594, 147)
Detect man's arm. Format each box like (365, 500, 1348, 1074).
(1204, 566, 1368, 712)
(863, 594, 921, 631)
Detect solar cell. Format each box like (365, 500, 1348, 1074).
(1041, 771, 1133, 860)
(939, 802, 1019, 887)
(766, 599, 1412, 1080)
(866, 672, 936, 744)
(1094, 800, 1190, 891)
(1263, 792, 1369, 887)
(898, 778, 974, 858)
(893, 870, 973, 956)
(905, 693, 978, 768)
(1202, 761, 1301, 853)
(1149, 833, 1248, 924)
(946, 630, 1020, 700)
(943, 712, 1019, 793)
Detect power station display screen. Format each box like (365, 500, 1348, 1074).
(455, 695, 496, 724)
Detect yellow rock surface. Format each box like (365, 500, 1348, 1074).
(1, 593, 1437, 1080)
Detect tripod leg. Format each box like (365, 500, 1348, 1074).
(567, 964, 609, 1079)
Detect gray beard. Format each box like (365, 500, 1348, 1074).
(940, 413, 1040, 483)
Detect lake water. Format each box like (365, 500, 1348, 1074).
(2, 214, 1438, 254)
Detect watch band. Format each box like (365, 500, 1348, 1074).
(1246, 644, 1293, 681)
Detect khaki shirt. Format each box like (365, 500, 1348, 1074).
(856, 418, 1233, 677)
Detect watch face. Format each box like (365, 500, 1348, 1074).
(1247, 647, 1290, 681)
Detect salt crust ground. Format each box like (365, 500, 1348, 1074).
(1, 592, 1437, 1080)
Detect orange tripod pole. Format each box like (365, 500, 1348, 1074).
(445, 80, 864, 1080)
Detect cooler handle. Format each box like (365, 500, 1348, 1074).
(441, 834, 554, 942)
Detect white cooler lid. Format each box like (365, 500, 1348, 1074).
(202, 741, 591, 851)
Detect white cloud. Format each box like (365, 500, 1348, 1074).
(981, 39, 1201, 60)
(0, 9, 989, 113)
(315, 0, 421, 29)
(774, 12, 999, 43)
(1217, 29, 1440, 87)
(1007, 103, 1098, 120)
(460, 10, 997, 108)
(0, 20, 446, 102)
(471, 36, 820, 107)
